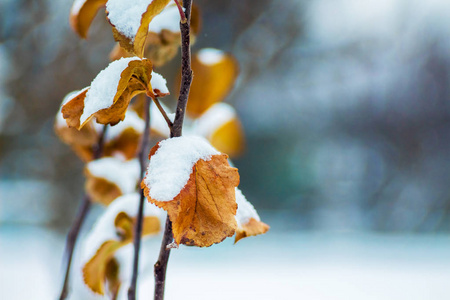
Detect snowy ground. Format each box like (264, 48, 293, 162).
(1, 224, 450, 300)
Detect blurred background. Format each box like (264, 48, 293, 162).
(2, 0, 450, 299)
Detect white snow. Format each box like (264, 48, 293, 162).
(144, 136, 220, 201)
(106, 0, 155, 40)
(150, 101, 172, 138)
(71, 0, 87, 15)
(86, 157, 140, 194)
(197, 48, 226, 65)
(80, 57, 140, 125)
(235, 188, 260, 227)
(81, 193, 162, 263)
(148, 5, 181, 33)
(150, 71, 169, 94)
(104, 110, 144, 142)
(189, 103, 236, 139)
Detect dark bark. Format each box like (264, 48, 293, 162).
(154, 1, 193, 300)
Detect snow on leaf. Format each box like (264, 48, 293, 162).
(70, 0, 107, 39)
(106, 0, 171, 57)
(189, 103, 245, 158)
(177, 48, 239, 117)
(82, 193, 161, 295)
(142, 136, 240, 247)
(61, 57, 168, 129)
(234, 188, 269, 243)
(109, 4, 201, 66)
(85, 158, 140, 205)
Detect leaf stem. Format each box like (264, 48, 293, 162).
(128, 96, 152, 300)
(173, 0, 186, 23)
(59, 125, 108, 300)
(152, 97, 173, 129)
(154, 1, 193, 300)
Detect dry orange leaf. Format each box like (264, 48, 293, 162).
(61, 57, 167, 130)
(82, 194, 161, 295)
(70, 0, 107, 38)
(142, 137, 240, 247)
(106, 0, 171, 57)
(176, 48, 239, 117)
(235, 218, 270, 243)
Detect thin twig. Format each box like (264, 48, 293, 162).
(152, 97, 173, 129)
(154, 1, 193, 300)
(59, 125, 108, 300)
(128, 96, 152, 300)
(173, 0, 186, 22)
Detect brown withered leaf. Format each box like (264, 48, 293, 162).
(143, 144, 240, 247)
(83, 212, 160, 295)
(176, 49, 239, 117)
(235, 218, 270, 243)
(70, 0, 107, 39)
(107, 0, 171, 57)
(61, 58, 155, 129)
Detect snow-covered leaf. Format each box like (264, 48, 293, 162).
(190, 103, 245, 158)
(85, 158, 140, 205)
(109, 4, 201, 67)
(234, 188, 269, 243)
(106, 0, 171, 57)
(81, 194, 161, 295)
(142, 136, 240, 247)
(177, 48, 239, 117)
(61, 57, 168, 129)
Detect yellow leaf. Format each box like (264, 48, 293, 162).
(210, 118, 245, 158)
(177, 48, 239, 117)
(192, 103, 245, 158)
(143, 140, 240, 247)
(70, 0, 107, 39)
(107, 0, 171, 57)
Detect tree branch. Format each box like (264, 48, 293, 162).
(128, 96, 152, 300)
(154, 1, 193, 299)
(59, 125, 108, 300)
